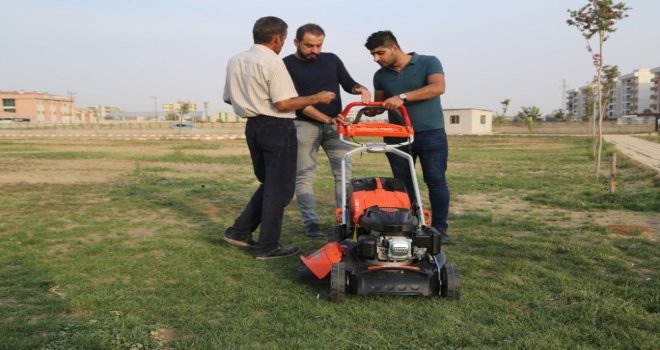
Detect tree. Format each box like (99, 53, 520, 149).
(583, 85, 595, 126)
(567, 0, 630, 178)
(596, 65, 620, 119)
(500, 98, 511, 118)
(551, 109, 567, 122)
(493, 98, 511, 124)
(516, 106, 542, 133)
(176, 101, 192, 123)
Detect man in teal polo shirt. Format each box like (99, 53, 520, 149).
(365, 30, 452, 243)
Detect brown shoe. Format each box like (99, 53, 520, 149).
(223, 236, 256, 247)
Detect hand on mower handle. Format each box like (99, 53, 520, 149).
(381, 96, 405, 110)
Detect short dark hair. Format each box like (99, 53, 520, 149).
(253, 16, 288, 44)
(364, 30, 399, 50)
(295, 23, 325, 41)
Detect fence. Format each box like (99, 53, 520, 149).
(0, 121, 245, 131)
(1, 120, 656, 135)
(493, 121, 656, 135)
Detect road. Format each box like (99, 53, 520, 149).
(604, 135, 660, 173)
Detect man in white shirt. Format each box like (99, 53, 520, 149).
(222, 16, 335, 259)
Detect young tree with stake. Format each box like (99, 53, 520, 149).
(567, 0, 630, 178)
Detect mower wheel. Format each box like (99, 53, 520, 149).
(330, 262, 346, 302)
(441, 263, 461, 300)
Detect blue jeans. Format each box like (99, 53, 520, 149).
(385, 128, 450, 231)
(225, 117, 297, 255)
(294, 120, 352, 226)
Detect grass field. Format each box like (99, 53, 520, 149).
(0, 135, 658, 349)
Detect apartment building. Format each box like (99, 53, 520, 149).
(1, 90, 75, 123)
(651, 67, 660, 113)
(617, 69, 655, 116)
(566, 86, 593, 118)
(567, 67, 660, 120)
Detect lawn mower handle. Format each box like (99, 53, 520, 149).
(337, 102, 414, 140)
(338, 101, 413, 129)
(336, 101, 425, 228)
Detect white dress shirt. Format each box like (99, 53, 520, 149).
(223, 44, 298, 118)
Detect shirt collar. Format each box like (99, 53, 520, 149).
(385, 52, 419, 72)
(408, 52, 419, 65)
(251, 44, 278, 56)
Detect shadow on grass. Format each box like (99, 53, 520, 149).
(0, 255, 91, 349)
(113, 175, 307, 286)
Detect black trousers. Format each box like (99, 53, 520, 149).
(227, 116, 297, 255)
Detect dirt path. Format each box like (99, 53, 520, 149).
(604, 135, 660, 172)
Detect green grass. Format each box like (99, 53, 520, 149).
(0, 136, 658, 349)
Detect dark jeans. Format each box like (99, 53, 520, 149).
(226, 116, 297, 255)
(385, 128, 450, 231)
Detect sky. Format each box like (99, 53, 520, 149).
(1, 0, 658, 116)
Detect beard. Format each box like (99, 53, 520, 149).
(297, 48, 319, 61)
(377, 58, 394, 68)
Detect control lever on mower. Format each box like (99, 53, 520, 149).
(351, 106, 386, 124)
(336, 101, 414, 142)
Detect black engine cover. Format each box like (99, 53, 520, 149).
(359, 207, 417, 233)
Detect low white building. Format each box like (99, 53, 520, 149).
(444, 108, 492, 135)
(617, 115, 657, 125)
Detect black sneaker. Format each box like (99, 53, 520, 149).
(223, 235, 256, 247)
(438, 229, 453, 244)
(255, 245, 301, 260)
(304, 223, 322, 238)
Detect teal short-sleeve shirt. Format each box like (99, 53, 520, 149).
(373, 53, 445, 131)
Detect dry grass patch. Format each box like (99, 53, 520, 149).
(140, 161, 245, 179)
(150, 326, 181, 345)
(455, 193, 660, 240)
(0, 158, 134, 184)
(606, 224, 655, 237)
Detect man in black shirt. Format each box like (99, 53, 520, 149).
(283, 23, 371, 238)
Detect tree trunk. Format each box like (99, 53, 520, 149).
(591, 99, 597, 158)
(594, 34, 605, 179)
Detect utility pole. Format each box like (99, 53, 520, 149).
(151, 96, 158, 120)
(561, 79, 566, 112)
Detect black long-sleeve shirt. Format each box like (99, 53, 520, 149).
(283, 52, 359, 123)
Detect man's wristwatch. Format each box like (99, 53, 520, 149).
(398, 93, 408, 102)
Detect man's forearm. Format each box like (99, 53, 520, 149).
(275, 95, 320, 111)
(302, 106, 333, 124)
(274, 91, 335, 112)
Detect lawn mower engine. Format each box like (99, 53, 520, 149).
(298, 177, 458, 301)
(348, 176, 438, 264)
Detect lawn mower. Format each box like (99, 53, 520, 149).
(297, 102, 460, 302)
